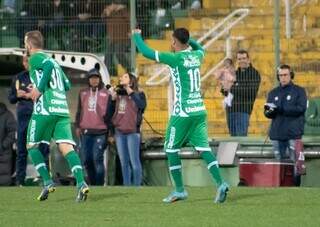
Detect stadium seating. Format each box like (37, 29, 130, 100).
(136, 0, 320, 138)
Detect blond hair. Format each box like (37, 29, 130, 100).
(25, 30, 44, 49)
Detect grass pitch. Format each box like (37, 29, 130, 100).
(1, 186, 320, 227)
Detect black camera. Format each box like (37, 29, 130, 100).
(264, 103, 278, 119)
(115, 84, 128, 95)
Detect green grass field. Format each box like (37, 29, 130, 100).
(1, 186, 320, 227)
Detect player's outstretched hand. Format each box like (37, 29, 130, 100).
(132, 29, 141, 35)
(30, 87, 41, 102)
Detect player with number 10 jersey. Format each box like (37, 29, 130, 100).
(155, 39, 206, 117)
(133, 28, 229, 204)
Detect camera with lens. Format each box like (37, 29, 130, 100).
(264, 103, 278, 119)
(115, 84, 128, 95)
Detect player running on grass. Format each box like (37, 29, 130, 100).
(132, 28, 229, 203)
(25, 30, 89, 202)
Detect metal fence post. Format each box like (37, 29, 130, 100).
(285, 0, 291, 39)
(274, 0, 281, 83)
(130, 0, 136, 72)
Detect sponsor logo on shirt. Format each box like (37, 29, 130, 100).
(185, 106, 206, 113)
(187, 98, 203, 104)
(51, 99, 67, 105)
(53, 91, 66, 99)
(49, 106, 69, 114)
(183, 55, 201, 68)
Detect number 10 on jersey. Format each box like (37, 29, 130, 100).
(188, 68, 201, 92)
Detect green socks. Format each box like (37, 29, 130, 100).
(166, 151, 184, 192)
(65, 151, 85, 188)
(200, 150, 223, 186)
(29, 148, 85, 188)
(28, 148, 52, 186)
(166, 149, 223, 191)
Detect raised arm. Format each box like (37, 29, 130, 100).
(188, 38, 205, 53)
(132, 29, 176, 65)
(132, 31, 156, 61)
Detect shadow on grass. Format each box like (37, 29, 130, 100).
(55, 192, 131, 203)
(191, 189, 278, 203)
(230, 191, 278, 202)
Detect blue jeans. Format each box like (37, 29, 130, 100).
(271, 139, 300, 185)
(81, 134, 107, 185)
(271, 140, 296, 161)
(115, 129, 142, 186)
(227, 112, 249, 136)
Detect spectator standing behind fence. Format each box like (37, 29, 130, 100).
(110, 73, 146, 186)
(8, 56, 49, 186)
(47, 0, 67, 50)
(264, 64, 307, 185)
(226, 50, 261, 136)
(75, 68, 112, 186)
(214, 58, 236, 109)
(16, 0, 48, 48)
(71, 0, 104, 52)
(0, 102, 16, 186)
(102, 1, 131, 76)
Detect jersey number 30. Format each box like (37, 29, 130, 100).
(188, 68, 200, 92)
(50, 68, 64, 91)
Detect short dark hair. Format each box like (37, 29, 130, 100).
(173, 28, 190, 45)
(25, 30, 44, 49)
(278, 64, 291, 71)
(236, 49, 249, 58)
(277, 64, 294, 80)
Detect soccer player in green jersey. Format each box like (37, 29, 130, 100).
(25, 30, 89, 202)
(133, 28, 229, 203)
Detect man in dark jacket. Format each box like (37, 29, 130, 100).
(227, 50, 261, 136)
(264, 64, 307, 158)
(0, 102, 16, 186)
(8, 56, 49, 186)
(264, 64, 307, 185)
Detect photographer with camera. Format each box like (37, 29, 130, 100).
(264, 64, 307, 185)
(110, 72, 146, 186)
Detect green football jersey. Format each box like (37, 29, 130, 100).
(29, 52, 71, 116)
(155, 49, 206, 117)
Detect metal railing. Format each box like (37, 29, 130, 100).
(285, 0, 310, 38)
